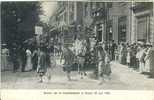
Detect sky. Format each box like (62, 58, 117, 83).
(39, 1, 58, 23)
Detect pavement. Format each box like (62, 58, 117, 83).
(1, 61, 154, 90)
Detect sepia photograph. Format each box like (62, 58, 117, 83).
(1, 1, 154, 90)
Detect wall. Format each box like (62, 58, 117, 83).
(108, 2, 132, 44)
(132, 2, 153, 44)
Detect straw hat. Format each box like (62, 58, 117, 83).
(137, 41, 144, 45)
(146, 42, 152, 46)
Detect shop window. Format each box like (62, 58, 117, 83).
(107, 3, 112, 8)
(96, 24, 103, 42)
(96, 2, 100, 8)
(97, 31, 102, 42)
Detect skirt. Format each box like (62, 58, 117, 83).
(103, 63, 112, 76)
(63, 64, 72, 72)
(37, 65, 47, 75)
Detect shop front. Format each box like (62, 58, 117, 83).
(132, 2, 153, 44)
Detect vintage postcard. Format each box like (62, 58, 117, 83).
(1, 0, 154, 100)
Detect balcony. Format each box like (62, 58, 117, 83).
(91, 8, 107, 19)
(131, 2, 152, 13)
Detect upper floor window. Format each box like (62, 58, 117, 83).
(107, 3, 112, 8)
(84, 3, 88, 17)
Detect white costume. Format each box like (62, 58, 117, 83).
(144, 47, 152, 72)
(25, 49, 32, 71)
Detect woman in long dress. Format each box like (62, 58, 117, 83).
(119, 43, 123, 64)
(138, 45, 146, 73)
(144, 44, 152, 73)
(1, 45, 9, 71)
(126, 46, 131, 67)
(25, 49, 32, 71)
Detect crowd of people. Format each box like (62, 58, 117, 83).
(115, 42, 154, 78)
(1, 36, 154, 84)
(63, 35, 113, 84)
(1, 42, 53, 82)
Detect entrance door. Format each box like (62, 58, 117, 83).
(97, 30, 102, 42)
(137, 15, 150, 42)
(118, 16, 127, 43)
(96, 23, 103, 42)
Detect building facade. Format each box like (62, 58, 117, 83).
(50, 1, 84, 46)
(49, 2, 154, 46)
(131, 2, 154, 45)
(107, 2, 132, 44)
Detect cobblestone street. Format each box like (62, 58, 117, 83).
(1, 61, 154, 90)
